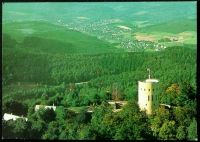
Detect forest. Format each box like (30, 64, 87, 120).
(2, 36, 197, 140)
(2, 2, 197, 140)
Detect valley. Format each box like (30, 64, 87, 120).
(2, 2, 197, 140)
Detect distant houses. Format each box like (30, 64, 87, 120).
(3, 113, 28, 121)
(2, 104, 56, 122)
(35, 104, 56, 112)
(169, 36, 178, 41)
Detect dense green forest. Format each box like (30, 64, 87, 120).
(2, 2, 197, 140)
(2, 39, 197, 140)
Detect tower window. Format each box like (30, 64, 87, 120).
(144, 89, 146, 91)
(149, 89, 150, 91)
(152, 95, 153, 101)
(148, 96, 149, 101)
(141, 88, 142, 91)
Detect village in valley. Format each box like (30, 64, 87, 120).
(2, 2, 197, 140)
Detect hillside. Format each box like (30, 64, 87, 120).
(139, 19, 196, 34)
(2, 2, 197, 141)
(133, 19, 197, 47)
(3, 21, 121, 54)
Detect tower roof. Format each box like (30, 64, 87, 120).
(145, 79, 159, 83)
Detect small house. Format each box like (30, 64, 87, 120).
(35, 104, 56, 112)
(3, 113, 28, 121)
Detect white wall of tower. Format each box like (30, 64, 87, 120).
(138, 80, 158, 115)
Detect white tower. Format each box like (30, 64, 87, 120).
(138, 68, 159, 115)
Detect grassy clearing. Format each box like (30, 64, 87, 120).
(133, 19, 196, 47)
(139, 19, 196, 34)
(133, 31, 196, 47)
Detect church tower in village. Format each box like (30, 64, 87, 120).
(138, 68, 159, 115)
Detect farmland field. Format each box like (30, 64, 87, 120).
(2, 2, 197, 140)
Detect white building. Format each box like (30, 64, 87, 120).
(35, 104, 56, 112)
(138, 69, 159, 115)
(3, 113, 28, 121)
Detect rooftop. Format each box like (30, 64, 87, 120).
(35, 105, 56, 111)
(145, 79, 159, 83)
(139, 79, 159, 83)
(3, 113, 28, 121)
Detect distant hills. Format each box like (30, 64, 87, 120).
(139, 19, 196, 34)
(3, 2, 196, 25)
(3, 21, 121, 54)
(2, 2, 197, 52)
